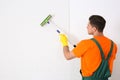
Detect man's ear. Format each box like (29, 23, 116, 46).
(92, 26, 97, 32)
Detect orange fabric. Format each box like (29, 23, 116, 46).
(72, 36, 117, 77)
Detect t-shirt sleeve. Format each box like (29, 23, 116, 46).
(72, 40, 91, 58)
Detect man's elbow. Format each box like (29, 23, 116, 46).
(64, 55, 73, 60)
(65, 57, 71, 60)
(64, 52, 75, 60)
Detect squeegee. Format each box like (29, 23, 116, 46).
(40, 14, 52, 26)
(40, 14, 76, 47)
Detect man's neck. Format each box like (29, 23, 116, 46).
(93, 32, 104, 36)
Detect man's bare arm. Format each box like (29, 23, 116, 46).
(63, 46, 76, 60)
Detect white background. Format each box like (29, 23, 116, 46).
(0, 0, 76, 80)
(0, 0, 120, 80)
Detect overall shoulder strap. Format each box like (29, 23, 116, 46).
(106, 40, 114, 60)
(91, 38, 105, 59)
(91, 38, 114, 60)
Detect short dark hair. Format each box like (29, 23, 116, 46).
(89, 15, 106, 32)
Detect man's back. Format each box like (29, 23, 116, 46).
(72, 36, 117, 77)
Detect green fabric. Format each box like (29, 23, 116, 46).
(82, 38, 113, 80)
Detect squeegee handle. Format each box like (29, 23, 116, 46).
(57, 30, 76, 47)
(56, 30, 61, 33)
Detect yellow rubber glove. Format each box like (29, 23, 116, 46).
(59, 34, 68, 46)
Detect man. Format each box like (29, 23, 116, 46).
(59, 15, 117, 80)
